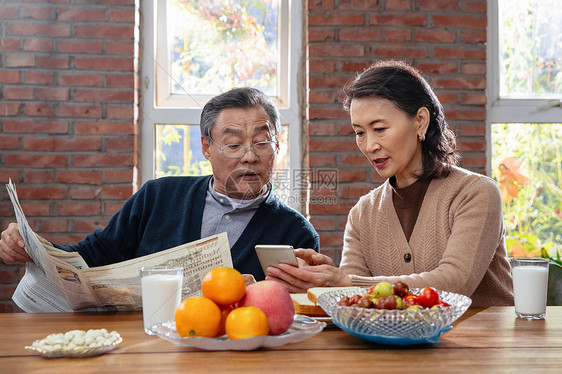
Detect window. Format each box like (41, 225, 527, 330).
(141, 0, 303, 208)
(488, 0, 562, 258)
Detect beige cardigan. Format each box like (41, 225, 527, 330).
(340, 166, 514, 307)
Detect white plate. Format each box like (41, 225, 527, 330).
(25, 337, 122, 358)
(150, 314, 326, 351)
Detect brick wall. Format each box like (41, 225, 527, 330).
(0, 0, 139, 312)
(0, 0, 488, 311)
(307, 0, 488, 264)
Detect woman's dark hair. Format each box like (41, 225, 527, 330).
(200, 87, 280, 141)
(342, 60, 459, 179)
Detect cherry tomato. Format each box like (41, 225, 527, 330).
(418, 287, 439, 308)
(403, 294, 423, 307)
(437, 300, 450, 307)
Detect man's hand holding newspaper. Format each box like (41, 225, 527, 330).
(5, 180, 232, 313)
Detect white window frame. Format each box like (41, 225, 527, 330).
(140, 0, 304, 209)
(486, 0, 562, 174)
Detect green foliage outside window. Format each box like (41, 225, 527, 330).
(491, 124, 562, 265)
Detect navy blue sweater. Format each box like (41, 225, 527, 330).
(54, 176, 320, 281)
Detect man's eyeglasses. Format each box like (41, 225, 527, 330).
(210, 139, 278, 159)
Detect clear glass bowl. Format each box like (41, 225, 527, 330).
(318, 288, 472, 339)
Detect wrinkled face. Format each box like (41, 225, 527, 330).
(350, 97, 429, 188)
(201, 107, 278, 199)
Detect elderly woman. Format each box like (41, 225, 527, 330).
(268, 60, 513, 307)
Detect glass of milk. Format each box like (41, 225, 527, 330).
(140, 266, 184, 334)
(509, 257, 549, 319)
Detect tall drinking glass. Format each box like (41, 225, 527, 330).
(140, 266, 183, 335)
(509, 257, 549, 320)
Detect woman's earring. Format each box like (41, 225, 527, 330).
(418, 133, 426, 142)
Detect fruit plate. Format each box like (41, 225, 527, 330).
(318, 287, 471, 345)
(149, 314, 326, 351)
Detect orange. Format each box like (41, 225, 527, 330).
(225, 306, 269, 340)
(174, 297, 221, 338)
(216, 304, 234, 337)
(201, 267, 246, 306)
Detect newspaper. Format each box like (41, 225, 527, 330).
(6, 179, 232, 313)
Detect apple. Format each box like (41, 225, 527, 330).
(237, 280, 294, 335)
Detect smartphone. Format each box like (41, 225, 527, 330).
(255, 245, 298, 274)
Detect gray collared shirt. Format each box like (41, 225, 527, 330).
(200, 178, 270, 247)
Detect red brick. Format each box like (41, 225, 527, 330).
(308, 29, 335, 42)
(461, 62, 486, 75)
(54, 137, 101, 151)
(339, 0, 380, 10)
(57, 202, 101, 216)
(461, 1, 487, 12)
(336, 169, 367, 182)
(72, 154, 134, 167)
(101, 185, 134, 199)
(457, 138, 486, 152)
(339, 154, 369, 166)
(386, 0, 411, 11)
(0, 7, 18, 19)
(9, 23, 71, 37)
(432, 15, 486, 27)
(0, 270, 15, 283)
(106, 137, 134, 151)
(308, 60, 336, 73)
(56, 171, 103, 185)
(23, 170, 53, 184)
(309, 0, 335, 9)
(57, 104, 102, 118)
(340, 61, 369, 73)
(461, 93, 486, 105)
(105, 169, 134, 183)
(3, 120, 68, 134)
(308, 90, 336, 104)
(459, 123, 486, 136)
(18, 202, 50, 216)
(75, 25, 133, 39)
(308, 13, 365, 26)
(0, 71, 21, 84)
(23, 38, 53, 52)
(0, 103, 21, 116)
(106, 41, 135, 55)
(309, 75, 351, 89)
(105, 202, 125, 216)
(0, 136, 19, 150)
(17, 186, 68, 199)
(384, 28, 412, 41)
(460, 155, 486, 168)
(370, 13, 426, 26)
(0, 38, 20, 51)
(418, 0, 457, 10)
(371, 44, 428, 58)
(21, 7, 53, 20)
(108, 9, 135, 22)
(57, 8, 106, 22)
(107, 74, 134, 87)
(309, 138, 357, 152)
(446, 108, 485, 121)
(436, 93, 458, 105)
(6, 53, 35, 67)
(309, 122, 336, 136)
(308, 154, 337, 167)
(309, 44, 364, 57)
(58, 73, 104, 86)
(23, 71, 53, 84)
(461, 29, 486, 43)
(58, 40, 103, 54)
(3, 86, 33, 100)
(24, 103, 55, 117)
(339, 28, 381, 41)
(338, 185, 372, 199)
(415, 29, 456, 43)
(106, 105, 135, 119)
(74, 57, 133, 71)
(22, 137, 55, 151)
(310, 201, 355, 214)
(309, 217, 336, 231)
(74, 121, 135, 135)
(309, 107, 349, 120)
(35, 55, 69, 69)
(0, 285, 16, 299)
(38, 219, 69, 233)
(35, 87, 69, 101)
(5, 154, 67, 168)
(70, 186, 100, 199)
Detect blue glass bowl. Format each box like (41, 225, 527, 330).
(318, 287, 471, 345)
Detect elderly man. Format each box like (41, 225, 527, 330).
(0, 87, 320, 281)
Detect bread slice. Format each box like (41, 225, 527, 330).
(290, 293, 328, 316)
(307, 287, 361, 306)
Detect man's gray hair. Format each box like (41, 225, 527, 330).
(200, 87, 281, 140)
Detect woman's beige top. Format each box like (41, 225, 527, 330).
(340, 166, 514, 307)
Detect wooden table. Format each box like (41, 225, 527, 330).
(1, 307, 561, 373)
